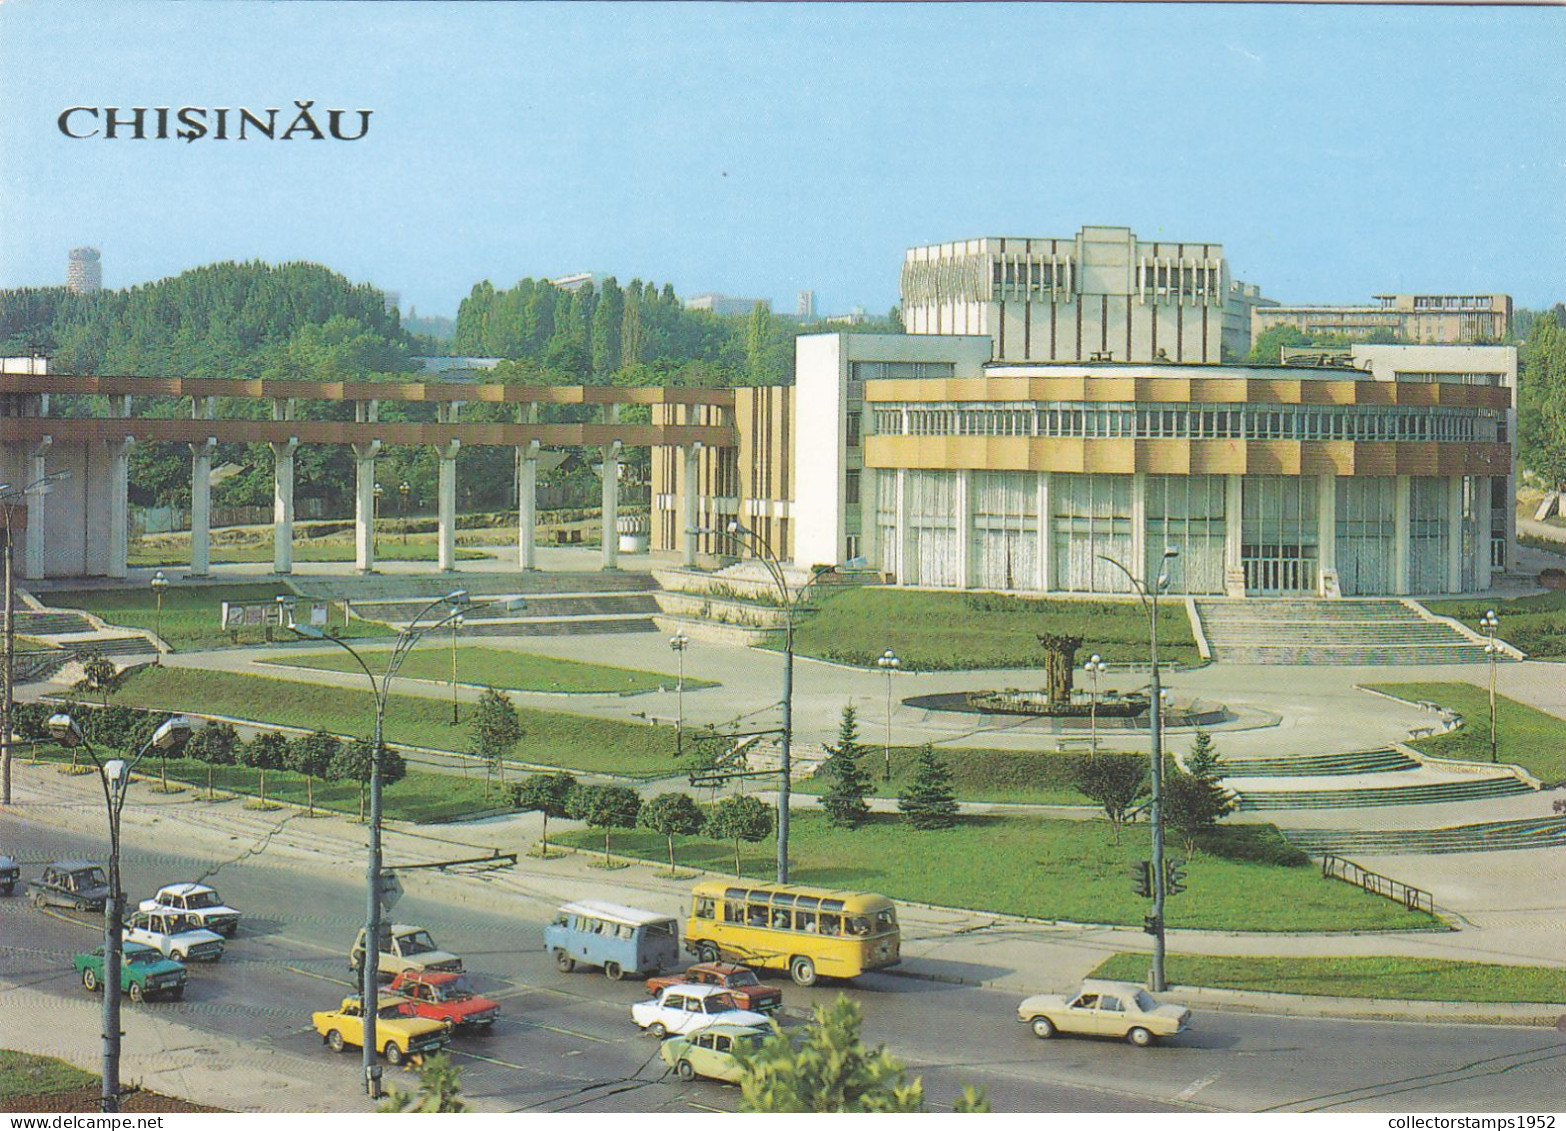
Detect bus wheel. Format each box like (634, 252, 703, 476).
(695, 942, 720, 965)
(603, 961, 624, 981)
(554, 950, 576, 973)
(789, 956, 817, 987)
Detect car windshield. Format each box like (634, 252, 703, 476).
(125, 949, 161, 966)
(433, 978, 474, 1001)
(726, 970, 760, 988)
(377, 1003, 410, 1019)
(72, 868, 107, 888)
(185, 890, 221, 909)
(399, 931, 437, 955)
(1134, 990, 1158, 1012)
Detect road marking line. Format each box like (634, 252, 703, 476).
(284, 965, 356, 987)
(1175, 1072, 1221, 1101)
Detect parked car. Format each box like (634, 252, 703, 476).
(659, 1023, 770, 1083)
(123, 908, 225, 963)
(387, 969, 500, 1030)
(646, 963, 782, 1015)
(1017, 979, 1192, 1047)
(0, 852, 19, 896)
(138, 883, 241, 937)
(631, 983, 769, 1039)
(546, 900, 682, 981)
(350, 924, 463, 980)
(311, 994, 452, 1066)
(73, 942, 187, 1003)
(29, 860, 111, 912)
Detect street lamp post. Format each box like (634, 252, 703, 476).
(1085, 653, 1107, 755)
(288, 590, 468, 1099)
(1098, 546, 1179, 993)
(449, 613, 465, 725)
(877, 649, 900, 782)
(47, 713, 195, 1113)
(1, 470, 70, 806)
(150, 572, 169, 664)
(669, 632, 690, 755)
(399, 480, 410, 545)
(373, 483, 384, 558)
(1481, 609, 1500, 764)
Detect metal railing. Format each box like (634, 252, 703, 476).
(1320, 853, 1435, 915)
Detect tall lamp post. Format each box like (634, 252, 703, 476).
(669, 632, 690, 755)
(877, 649, 900, 781)
(1, 470, 70, 806)
(1098, 546, 1179, 993)
(289, 590, 468, 1098)
(399, 480, 411, 545)
(372, 483, 384, 558)
(47, 712, 195, 1113)
(449, 612, 465, 725)
(1085, 653, 1107, 755)
(150, 572, 169, 664)
(1481, 609, 1500, 764)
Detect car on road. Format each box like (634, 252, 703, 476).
(351, 924, 463, 981)
(138, 882, 241, 937)
(311, 994, 452, 1066)
(123, 908, 225, 963)
(73, 942, 188, 1002)
(387, 969, 500, 1030)
(645, 963, 782, 1015)
(631, 983, 770, 1039)
(29, 860, 111, 912)
(659, 1022, 770, 1083)
(0, 852, 19, 896)
(546, 900, 682, 981)
(1017, 979, 1192, 1048)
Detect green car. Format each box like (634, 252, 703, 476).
(73, 942, 188, 1002)
(659, 1023, 769, 1083)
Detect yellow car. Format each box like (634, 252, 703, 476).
(312, 994, 452, 1066)
(1017, 979, 1192, 1048)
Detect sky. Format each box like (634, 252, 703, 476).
(1, 1, 1562, 319)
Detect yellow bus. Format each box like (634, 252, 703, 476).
(683, 881, 901, 986)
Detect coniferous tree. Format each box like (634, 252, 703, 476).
(897, 745, 959, 830)
(1164, 730, 1235, 852)
(820, 705, 873, 830)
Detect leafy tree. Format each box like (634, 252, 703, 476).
(375, 1050, 467, 1113)
(330, 737, 408, 821)
(819, 705, 872, 830)
(468, 687, 522, 793)
(1164, 730, 1235, 852)
(240, 729, 290, 807)
(565, 784, 642, 865)
(639, 791, 704, 873)
(1072, 754, 1148, 841)
(288, 728, 341, 816)
(1246, 323, 1313, 365)
(704, 793, 773, 877)
(1519, 312, 1566, 488)
(510, 771, 577, 855)
(734, 994, 990, 1112)
(74, 653, 124, 708)
(897, 745, 959, 830)
(185, 720, 239, 799)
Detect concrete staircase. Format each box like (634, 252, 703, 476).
(1193, 599, 1500, 665)
(1282, 815, 1566, 855)
(1234, 774, 1534, 811)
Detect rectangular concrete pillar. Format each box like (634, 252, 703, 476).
(601, 440, 622, 570)
(1448, 475, 1465, 593)
(893, 468, 909, 584)
(955, 468, 972, 590)
(859, 465, 878, 571)
(1316, 474, 1336, 596)
(517, 441, 539, 570)
(1130, 471, 1148, 580)
(682, 443, 702, 567)
(189, 438, 216, 578)
(23, 439, 51, 580)
(1037, 471, 1052, 592)
(436, 440, 461, 573)
(1476, 475, 1494, 591)
(1394, 474, 1412, 596)
(1224, 474, 1244, 596)
(272, 439, 298, 575)
(106, 440, 132, 579)
(353, 441, 381, 574)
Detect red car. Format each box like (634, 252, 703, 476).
(387, 970, 500, 1030)
(644, 963, 782, 1014)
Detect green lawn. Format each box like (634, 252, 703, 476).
(47, 583, 394, 651)
(1090, 952, 1566, 1003)
(1423, 590, 1566, 661)
(794, 746, 1139, 805)
(1365, 682, 1566, 784)
(101, 666, 681, 777)
(263, 645, 716, 695)
(789, 588, 1199, 671)
(129, 541, 491, 567)
(558, 811, 1433, 932)
(0, 1050, 98, 1098)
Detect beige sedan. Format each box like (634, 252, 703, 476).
(1017, 978, 1192, 1047)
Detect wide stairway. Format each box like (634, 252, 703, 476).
(1194, 599, 1497, 665)
(1282, 816, 1566, 856)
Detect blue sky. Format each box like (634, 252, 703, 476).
(2, 2, 1562, 318)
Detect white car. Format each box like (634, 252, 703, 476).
(631, 983, 770, 1039)
(1017, 979, 1192, 1048)
(138, 883, 241, 937)
(123, 908, 225, 963)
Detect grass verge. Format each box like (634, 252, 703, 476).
(1422, 590, 1566, 661)
(1365, 682, 1566, 783)
(789, 588, 1199, 671)
(1090, 952, 1566, 1003)
(129, 542, 490, 566)
(558, 811, 1433, 932)
(793, 745, 1121, 805)
(263, 645, 717, 695)
(99, 666, 680, 778)
(0, 1050, 97, 1097)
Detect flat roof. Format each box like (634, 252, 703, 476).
(560, 900, 678, 927)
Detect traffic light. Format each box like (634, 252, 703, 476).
(1129, 860, 1152, 899)
(1142, 914, 1162, 936)
(1165, 857, 1188, 895)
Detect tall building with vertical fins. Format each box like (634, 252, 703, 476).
(66, 247, 102, 294)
